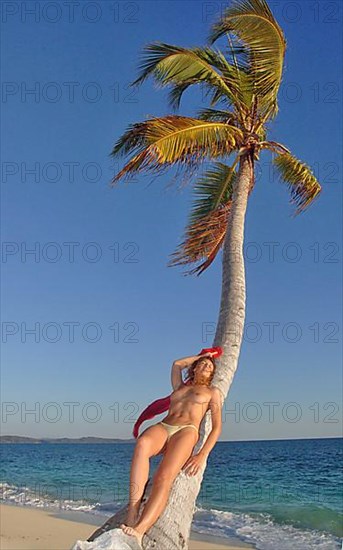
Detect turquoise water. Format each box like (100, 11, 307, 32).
(1, 437, 342, 549)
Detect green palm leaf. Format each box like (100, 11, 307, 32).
(110, 116, 244, 184)
(167, 162, 238, 275)
(208, 0, 286, 120)
(130, 42, 246, 111)
(196, 107, 238, 124)
(272, 152, 322, 217)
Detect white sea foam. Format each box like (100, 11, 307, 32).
(0, 482, 121, 514)
(1, 483, 341, 550)
(193, 505, 342, 550)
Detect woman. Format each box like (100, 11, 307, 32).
(120, 351, 223, 548)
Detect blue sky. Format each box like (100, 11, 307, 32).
(1, 0, 342, 441)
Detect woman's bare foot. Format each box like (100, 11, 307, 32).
(120, 523, 144, 547)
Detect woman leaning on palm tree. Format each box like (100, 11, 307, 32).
(120, 351, 222, 548)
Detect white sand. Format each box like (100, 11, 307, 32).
(0, 503, 253, 550)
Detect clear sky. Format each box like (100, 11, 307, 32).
(1, 0, 342, 441)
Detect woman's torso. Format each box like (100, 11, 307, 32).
(161, 384, 212, 428)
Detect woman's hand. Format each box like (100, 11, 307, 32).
(200, 351, 215, 359)
(182, 452, 206, 476)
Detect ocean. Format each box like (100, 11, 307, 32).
(1, 437, 342, 549)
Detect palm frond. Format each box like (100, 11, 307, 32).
(260, 140, 290, 155)
(196, 107, 238, 124)
(110, 116, 244, 185)
(272, 152, 322, 217)
(167, 162, 238, 275)
(130, 42, 246, 110)
(224, 31, 254, 111)
(208, 0, 287, 120)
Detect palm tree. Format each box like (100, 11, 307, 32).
(86, 0, 322, 548)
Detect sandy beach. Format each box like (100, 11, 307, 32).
(0, 503, 253, 550)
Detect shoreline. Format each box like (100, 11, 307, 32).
(0, 502, 254, 549)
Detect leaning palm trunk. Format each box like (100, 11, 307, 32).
(82, 153, 253, 550)
(212, 152, 253, 394)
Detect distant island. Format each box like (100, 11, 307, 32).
(0, 435, 135, 444)
(1, 435, 340, 445)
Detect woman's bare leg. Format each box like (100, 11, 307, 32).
(126, 425, 168, 526)
(126, 444, 150, 525)
(121, 428, 198, 545)
(124, 478, 172, 544)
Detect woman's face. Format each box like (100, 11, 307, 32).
(194, 358, 214, 381)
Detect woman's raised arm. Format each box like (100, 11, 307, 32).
(173, 355, 199, 369)
(173, 351, 213, 368)
(171, 352, 214, 391)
